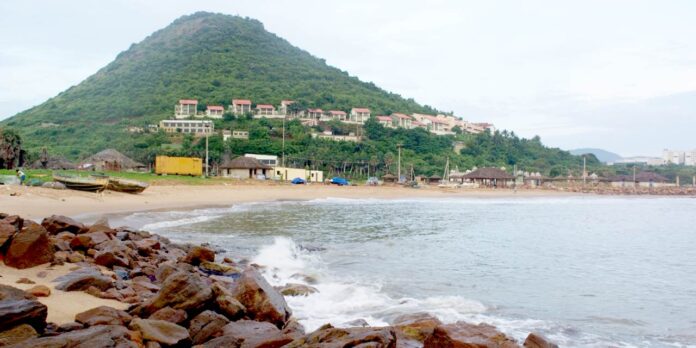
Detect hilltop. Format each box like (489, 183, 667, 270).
(2, 12, 438, 157)
(569, 148, 622, 163)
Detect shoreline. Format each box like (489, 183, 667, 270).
(1, 183, 583, 222)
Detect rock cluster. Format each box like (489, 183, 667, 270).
(0, 213, 558, 347)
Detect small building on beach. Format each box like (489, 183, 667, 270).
(382, 173, 397, 183)
(608, 172, 673, 188)
(220, 156, 272, 179)
(80, 149, 146, 172)
(462, 167, 515, 188)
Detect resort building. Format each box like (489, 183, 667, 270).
(312, 131, 361, 142)
(232, 130, 249, 140)
(175, 99, 198, 118)
(376, 116, 394, 128)
(462, 167, 515, 188)
(661, 149, 696, 166)
(391, 113, 413, 129)
(278, 100, 294, 115)
(272, 166, 324, 182)
(608, 172, 674, 188)
(325, 110, 348, 122)
(349, 108, 371, 124)
(159, 119, 214, 136)
(221, 130, 231, 141)
(231, 99, 252, 115)
(205, 105, 224, 118)
(306, 108, 324, 120)
(220, 156, 271, 179)
(255, 104, 275, 117)
(244, 154, 278, 167)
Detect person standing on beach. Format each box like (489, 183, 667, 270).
(16, 169, 26, 185)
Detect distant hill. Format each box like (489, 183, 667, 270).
(2, 12, 439, 157)
(569, 148, 622, 163)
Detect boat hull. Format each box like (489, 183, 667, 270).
(107, 178, 148, 194)
(53, 175, 108, 192)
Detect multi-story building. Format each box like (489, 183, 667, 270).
(325, 110, 348, 122)
(306, 108, 324, 120)
(391, 113, 413, 129)
(349, 108, 371, 124)
(205, 105, 224, 118)
(663, 149, 685, 165)
(230, 99, 252, 115)
(159, 120, 214, 136)
(376, 116, 394, 128)
(175, 99, 198, 118)
(278, 100, 294, 115)
(255, 104, 275, 117)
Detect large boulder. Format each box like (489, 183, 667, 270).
(211, 283, 246, 320)
(53, 267, 114, 292)
(523, 333, 558, 348)
(0, 221, 17, 250)
(138, 271, 213, 315)
(70, 231, 110, 250)
(41, 215, 86, 235)
(181, 246, 215, 265)
(129, 318, 190, 346)
(4, 224, 53, 269)
(0, 323, 38, 346)
(75, 306, 133, 327)
(11, 324, 138, 348)
(94, 240, 134, 269)
(217, 320, 293, 348)
(188, 310, 229, 345)
(286, 325, 397, 348)
(392, 312, 442, 342)
(0, 285, 48, 333)
(277, 283, 318, 297)
(424, 322, 520, 348)
(230, 268, 291, 328)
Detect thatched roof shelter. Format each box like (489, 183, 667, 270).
(81, 149, 145, 171)
(382, 173, 397, 183)
(30, 156, 76, 170)
(220, 156, 271, 170)
(463, 167, 514, 180)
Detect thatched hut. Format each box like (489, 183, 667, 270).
(382, 173, 397, 183)
(427, 175, 442, 184)
(220, 156, 271, 179)
(463, 167, 514, 188)
(80, 149, 146, 172)
(30, 156, 76, 170)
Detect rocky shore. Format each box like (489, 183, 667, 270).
(0, 213, 558, 347)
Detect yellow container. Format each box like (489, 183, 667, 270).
(155, 156, 202, 176)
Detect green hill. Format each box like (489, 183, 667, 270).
(2, 11, 599, 177)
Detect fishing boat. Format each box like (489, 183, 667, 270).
(107, 177, 149, 194)
(53, 173, 108, 192)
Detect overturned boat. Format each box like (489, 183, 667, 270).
(107, 177, 149, 194)
(53, 173, 108, 192)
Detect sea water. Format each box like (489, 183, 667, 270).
(110, 196, 696, 347)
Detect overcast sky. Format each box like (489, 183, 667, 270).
(2, 0, 695, 156)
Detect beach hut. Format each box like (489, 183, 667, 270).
(219, 156, 271, 179)
(80, 149, 146, 172)
(382, 173, 397, 183)
(427, 175, 442, 184)
(462, 167, 515, 188)
(30, 156, 76, 170)
(608, 172, 671, 188)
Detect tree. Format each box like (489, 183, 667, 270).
(0, 128, 22, 169)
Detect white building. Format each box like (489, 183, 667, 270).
(159, 119, 214, 136)
(205, 105, 224, 118)
(244, 154, 278, 167)
(230, 99, 252, 115)
(175, 99, 198, 118)
(349, 108, 370, 124)
(663, 149, 686, 165)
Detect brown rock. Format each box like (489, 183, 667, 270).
(211, 283, 246, 320)
(57, 321, 84, 332)
(393, 312, 442, 342)
(129, 318, 190, 346)
(188, 310, 229, 345)
(26, 285, 51, 297)
(75, 306, 133, 327)
(524, 333, 559, 348)
(181, 245, 215, 265)
(149, 307, 188, 324)
(11, 324, 138, 348)
(424, 322, 520, 348)
(70, 231, 110, 249)
(0, 323, 38, 346)
(154, 263, 179, 283)
(197, 335, 242, 348)
(278, 283, 318, 297)
(4, 224, 53, 269)
(55, 231, 76, 241)
(36, 271, 48, 278)
(41, 215, 86, 235)
(135, 238, 160, 256)
(0, 286, 46, 332)
(220, 320, 293, 348)
(282, 318, 306, 341)
(230, 268, 292, 328)
(286, 324, 396, 348)
(16, 277, 35, 284)
(53, 267, 113, 292)
(0, 221, 16, 249)
(94, 241, 133, 269)
(0, 215, 23, 230)
(67, 251, 86, 263)
(139, 271, 213, 315)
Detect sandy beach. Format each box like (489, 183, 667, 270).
(0, 182, 576, 222)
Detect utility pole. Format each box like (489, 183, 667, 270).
(205, 133, 209, 177)
(633, 166, 637, 189)
(397, 143, 403, 183)
(282, 114, 286, 168)
(583, 156, 587, 186)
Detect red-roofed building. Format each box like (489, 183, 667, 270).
(255, 104, 275, 116)
(306, 108, 324, 120)
(231, 99, 252, 115)
(325, 110, 348, 121)
(391, 113, 413, 129)
(175, 99, 198, 118)
(376, 115, 394, 128)
(206, 105, 224, 118)
(279, 100, 295, 115)
(349, 108, 370, 124)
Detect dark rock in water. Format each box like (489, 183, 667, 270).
(0, 323, 38, 346)
(188, 310, 229, 345)
(220, 319, 293, 348)
(277, 283, 318, 297)
(148, 307, 188, 324)
(392, 312, 442, 342)
(424, 322, 520, 348)
(211, 283, 246, 320)
(53, 267, 113, 291)
(41, 215, 87, 235)
(524, 332, 559, 348)
(230, 268, 292, 328)
(129, 318, 190, 346)
(181, 245, 215, 265)
(75, 306, 133, 327)
(11, 324, 138, 348)
(70, 231, 110, 249)
(286, 324, 397, 348)
(0, 294, 48, 332)
(138, 271, 213, 315)
(4, 224, 53, 269)
(343, 318, 370, 327)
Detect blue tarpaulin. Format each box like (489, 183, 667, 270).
(330, 177, 349, 186)
(291, 177, 306, 184)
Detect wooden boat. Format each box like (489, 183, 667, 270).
(107, 177, 149, 194)
(53, 173, 108, 192)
